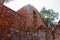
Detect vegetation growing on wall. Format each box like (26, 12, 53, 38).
(39, 7, 59, 28)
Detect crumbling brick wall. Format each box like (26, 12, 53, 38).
(17, 5, 46, 29)
(0, 5, 25, 40)
(46, 28, 53, 40)
(0, 0, 4, 7)
(32, 25, 47, 40)
(17, 5, 53, 40)
(0, 4, 60, 40)
(0, 5, 17, 40)
(53, 24, 60, 40)
(20, 25, 53, 40)
(18, 25, 47, 40)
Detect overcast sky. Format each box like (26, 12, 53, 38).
(4, 0, 60, 21)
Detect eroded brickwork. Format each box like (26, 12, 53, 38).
(17, 5, 53, 40)
(0, 5, 25, 40)
(0, 4, 60, 40)
(53, 21, 60, 40)
(17, 5, 46, 30)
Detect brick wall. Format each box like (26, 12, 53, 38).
(0, 5, 60, 40)
(53, 21, 60, 40)
(0, 5, 25, 40)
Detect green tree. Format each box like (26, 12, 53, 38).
(39, 7, 59, 28)
(5, 0, 13, 3)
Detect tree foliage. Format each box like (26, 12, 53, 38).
(39, 7, 59, 28)
(5, 0, 13, 3)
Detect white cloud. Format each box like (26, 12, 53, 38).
(4, 0, 45, 11)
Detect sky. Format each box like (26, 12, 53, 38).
(4, 0, 60, 21)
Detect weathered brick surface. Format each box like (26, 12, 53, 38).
(0, 5, 25, 40)
(17, 5, 53, 40)
(17, 5, 46, 30)
(46, 28, 53, 40)
(0, 0, 4, 7)
(53, 21, 60, 40)
(0, 4, 60, 40)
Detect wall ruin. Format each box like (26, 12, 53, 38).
(0, 3, 60, 40)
